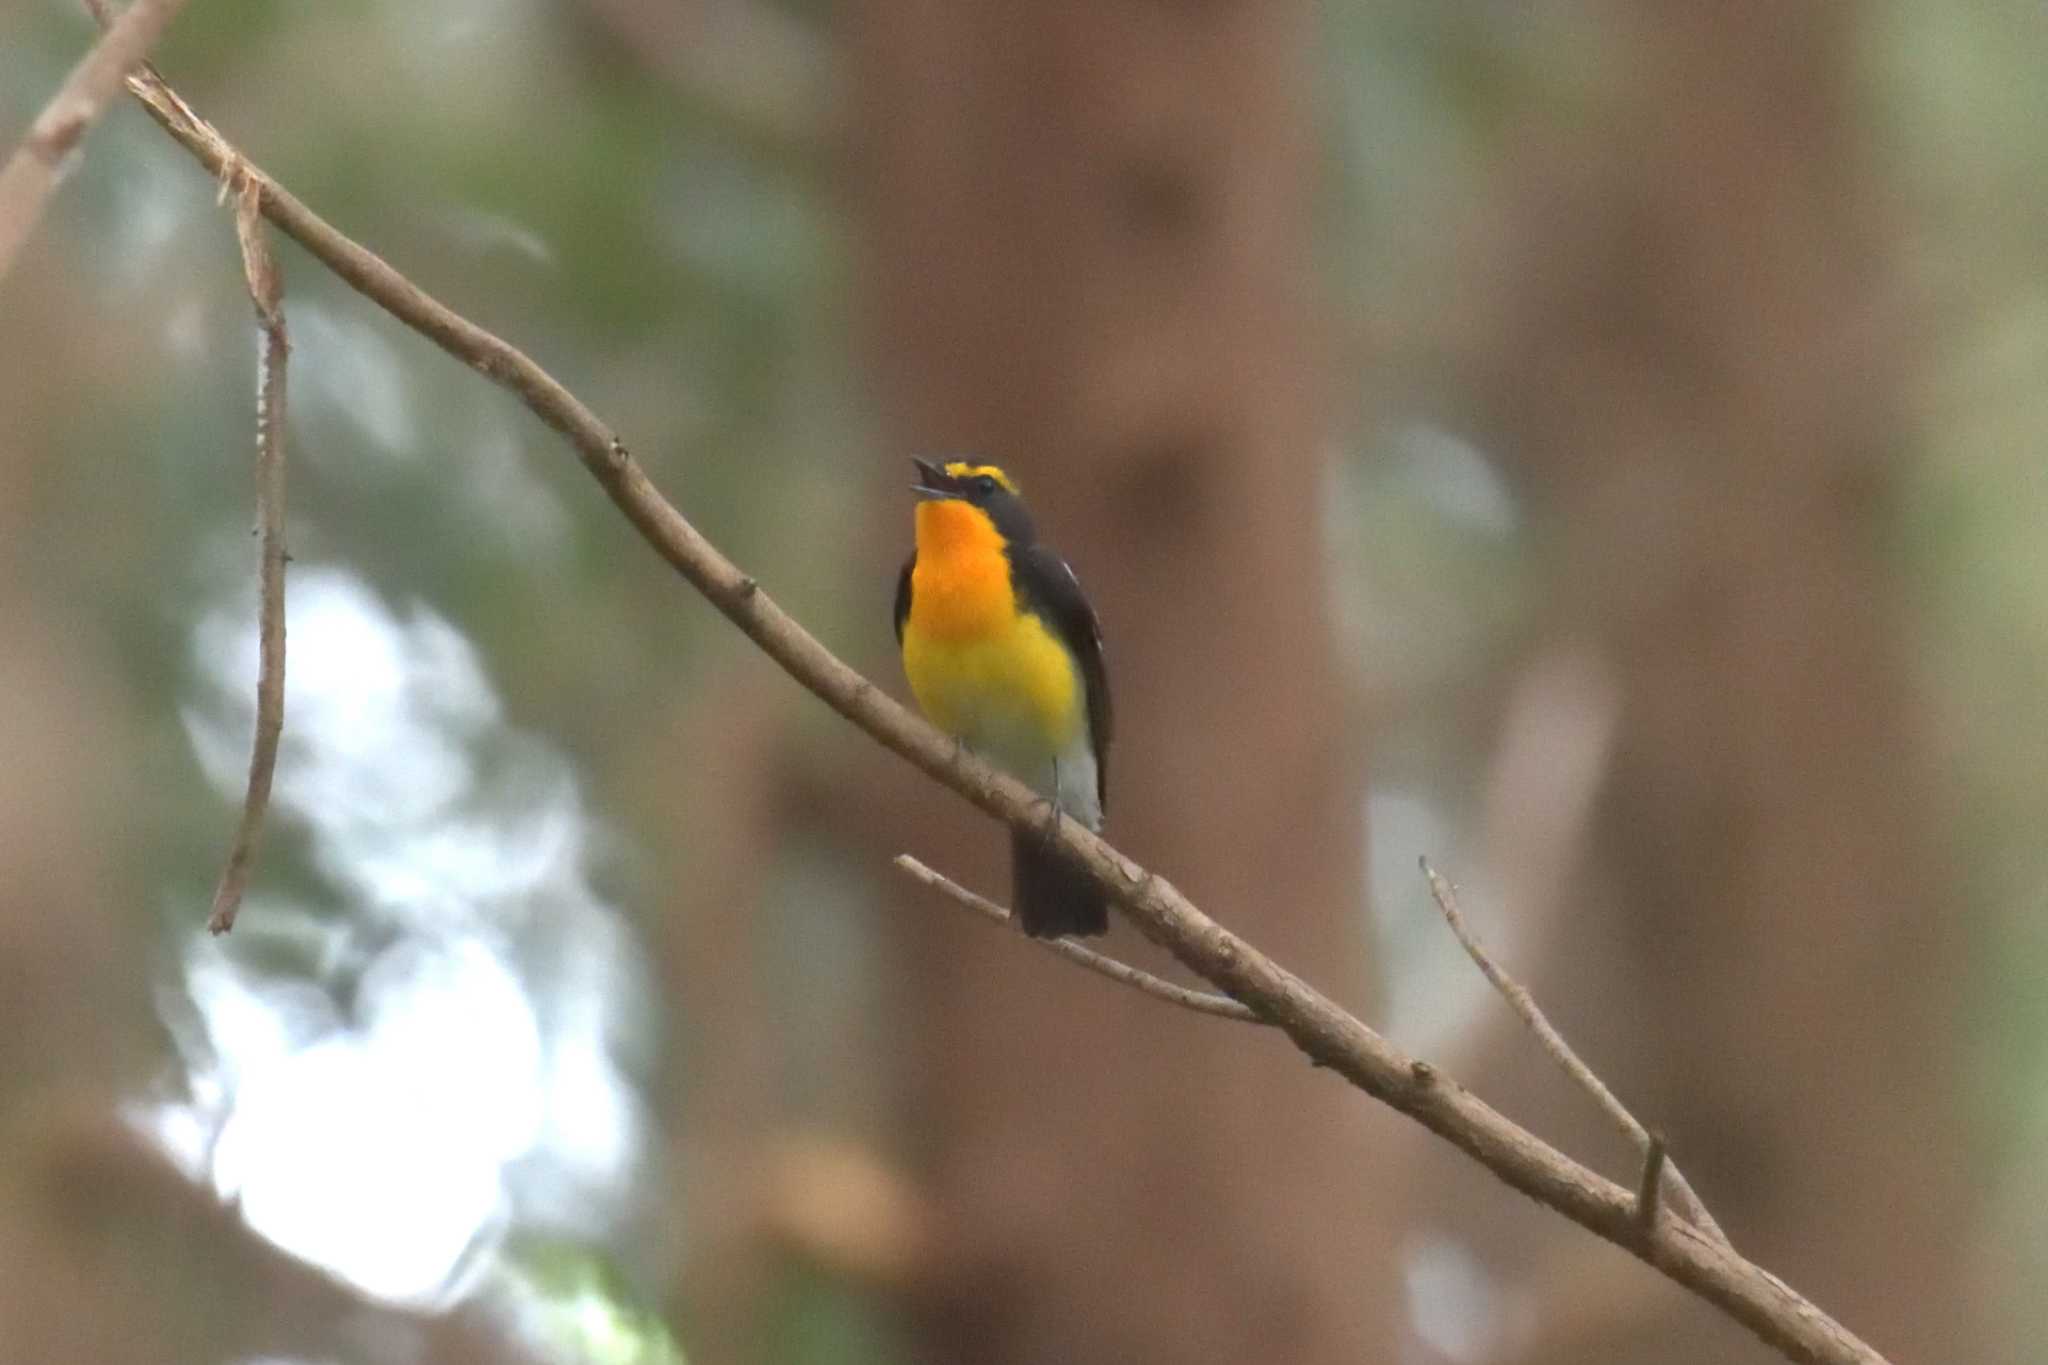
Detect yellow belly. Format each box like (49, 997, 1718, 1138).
(901, 608, 1084, 766)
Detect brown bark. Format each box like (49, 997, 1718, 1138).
(851, 2, 1394, 1360)
(1414, 5, 1981, 1362)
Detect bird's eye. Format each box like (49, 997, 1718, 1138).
(975, 475, 998, 497)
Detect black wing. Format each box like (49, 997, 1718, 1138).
(893, 554, 914, 644)
(1013, 543, 1112, 812)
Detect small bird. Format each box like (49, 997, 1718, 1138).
(896, 458, 1112, 937)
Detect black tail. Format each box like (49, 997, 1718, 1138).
(1010, 829, 1108, 938)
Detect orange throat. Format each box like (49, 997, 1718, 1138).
(910, 500, 1013, 639)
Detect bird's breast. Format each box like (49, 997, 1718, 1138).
(902, 555, 1085, 761)
(906, 548, 1014, 641)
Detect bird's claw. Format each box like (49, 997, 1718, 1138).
(1031, 794, 1063, 846)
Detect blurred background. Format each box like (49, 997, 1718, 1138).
(0, 0, 2038, 1361)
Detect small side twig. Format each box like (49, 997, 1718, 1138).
(895, 855, 1258, 1023)
(1635, 1130, 1668, 1237)
(206, 177, 288, 934)
(1421, 856, 1728, 1244)
(0, 0, 195, 283)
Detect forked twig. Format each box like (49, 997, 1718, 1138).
(1421, 857, 1727, 1244)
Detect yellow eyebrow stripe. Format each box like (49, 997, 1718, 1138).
(941, 462, 1018, 494)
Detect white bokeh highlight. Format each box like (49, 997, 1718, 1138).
(154, 567, 644, 1307)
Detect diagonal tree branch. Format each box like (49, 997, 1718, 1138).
(101, 52, 1891, 1365)
(206, 176, 289, 935)
(0, 0, 195, 283)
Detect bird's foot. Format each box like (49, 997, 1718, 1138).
(1031, 793, 1063, 846)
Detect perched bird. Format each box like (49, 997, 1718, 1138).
(895, 459, 1112, 937)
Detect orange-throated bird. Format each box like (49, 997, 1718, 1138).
(895, 459, 1112, 937)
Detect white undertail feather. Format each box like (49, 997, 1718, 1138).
(1052, 732, 1102, 831)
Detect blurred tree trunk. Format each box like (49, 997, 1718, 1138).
(851, 2, 1397, 1361)
(1412, 5, 1983, 1362)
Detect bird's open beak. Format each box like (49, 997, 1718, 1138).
(911, 457, 963, 500)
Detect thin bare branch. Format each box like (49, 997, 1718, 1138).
(109, 59, 1886, 1365)
(1636, 1130, 1668, 1238)
(1421, 856, 1728, 1244)
(895, 855, 1259, 1022)
(0, 0, 195, 283)
(206, 176, 288, 935)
